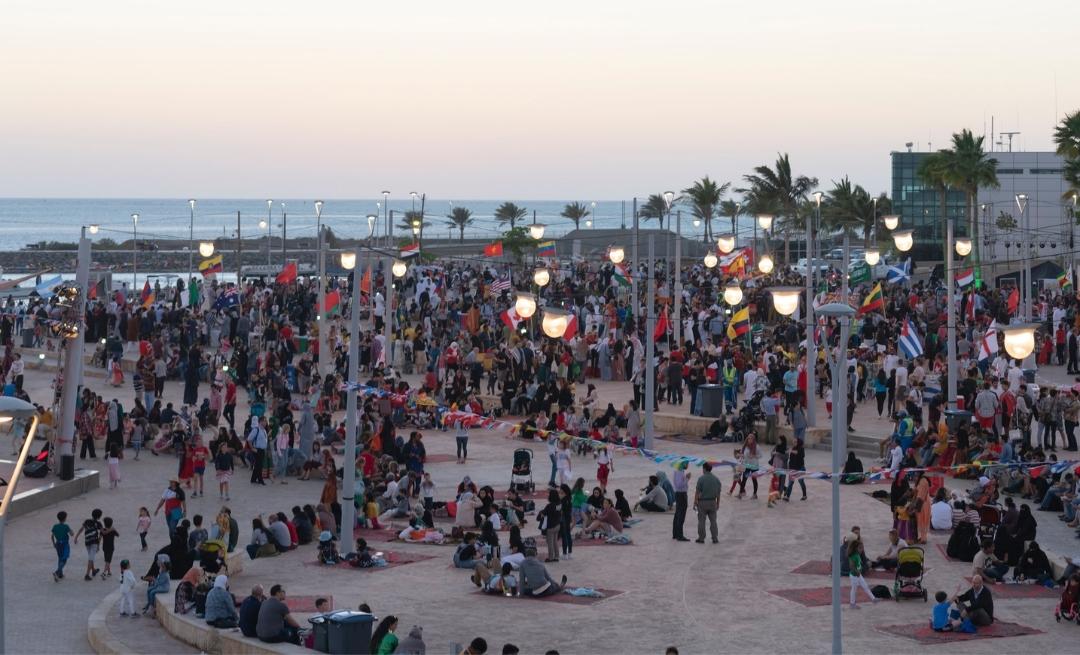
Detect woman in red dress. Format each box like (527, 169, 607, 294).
(178, 442, 195, 488)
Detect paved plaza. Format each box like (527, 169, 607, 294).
(3, 359, 1080, 654)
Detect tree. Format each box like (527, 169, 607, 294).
(1054, 110, 1080, 198)
(560, 202, 591, 230)
(823, 178, 890, 247)
(718, 199, 744, 236)
(500, 226, 537, 265)
(739, 154, 818, 264)
(397, 210, 432, 248)
(494, 202, 528, 230)
(941, 129, 998, 275)
(637, 194, 670, 230)
(446, 206, 474, 242)
(682, 177, 730, 242)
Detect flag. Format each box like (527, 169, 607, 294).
(400, 243, 420, 259)
(719, 247, 753, 277)
(857, 283, 883, 315)
(1007, 287, 1019, 315)
(488, 272, 511, 295)
(483, 241, 504, 257)
(612, 263, 631, 288)
(956, 268, 975, 289)
(88, 279, 105, 300)
(967, 290, 977, 321)
(199, 254, 223, 277)
(276, 262, 297, 284)
(898, 319, 924, 359)
(500, 307, 524, 330)
(321, 290, 341, 315)
(139, 280, 154, 308)
(360, 267, 371, 295)
(978, 321, 999, 361)
(34, 275, 63, 298)
(213, 286, 240, 311)
(188, 281, 200, 308)
(1059, 267, 1073, 289)
(562, 313, 579, 341)
(653, 306, 669, 342)
(886, 258, 911, 285)
(848, 262, 871, 286)
(726, 307, 750, 340)
(537, 241, 556, 258)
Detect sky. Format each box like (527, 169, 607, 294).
(1, 0, 1078, 199)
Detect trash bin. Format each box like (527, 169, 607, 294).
(943, 409, 972, 433)
(1023, 368, 1036, 384)
(60, 454, 75, 481)
(21, 329, 34, 348)
(327, 610, 376, 655)
(697, 384, 723, 418)
(308, 614, 331, 653)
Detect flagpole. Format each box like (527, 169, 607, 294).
(946, 217, 958, 411)
(644, 235, 655, 450)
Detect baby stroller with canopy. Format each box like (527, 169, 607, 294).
(893, 546, 928, 601)
(977, 505, 1002, 543)
(510, 448, 535, 493)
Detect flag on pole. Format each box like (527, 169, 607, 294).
(488, 271, 512, 295)
(1006, 287, 1020, 315)
(653, 306, 669, 342)
(34, 275, 63, 298)
(213, 286, 239, 311)
(1058, 267, 1073, 289)
(188, 282, 200, 308)
(726, 307, 750, 340)
(956, 268, 975, 289)
(482, 241, 504, 257)
(562, 313, 579, 341)
(848, 262, 871, 286)
(857, 283, 884, 315)
(321, 290, 341, 315)
(978, 321, 999, 361)
(500, 307, 524, 330)
(719, 247, 753, 277)
(276, 262, 297, 284)
(360, 267, 371, 295)
(400, 243, 420, 259)
(537, 241, 556, 258)
(140, 280, 155, 308)
(612, 263, 631, 288)
(898, 319, 924, 359)
(198, 255, 223, 277)
(886, 258, 911, 285)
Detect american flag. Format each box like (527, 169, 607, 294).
(488, 271, 512, 295)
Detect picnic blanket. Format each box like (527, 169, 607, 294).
(875, 620, 1042, 645)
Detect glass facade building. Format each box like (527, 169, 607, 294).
(890, 151, 968, 261)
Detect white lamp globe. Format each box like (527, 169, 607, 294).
(770, 287, 801, 316)
(515, 292, 537, 319)
(723, 281, 743, 306)
(541, 308, 571, 338)
(758, 254, 774, 274)
(199, 242, 215, 258)
(716, 234, 736, 254)
(703, 252, 718, 269)
(533, 266, 550, 287)
(892, 229, 914, 253)
(955, 238, 972, 257)
(1001, 323, 1039, 360)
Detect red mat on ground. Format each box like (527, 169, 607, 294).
(424, 454, 457, 464)
(285, 595, 332, 612)
(473, 589, 625, 605)
(934, 543, 968, 563)
(767, 586, 879, 607)
(875, 620, 1043, 644)
(303, 551, 437, 571)
(985, 583, 1059, 599)
(791, 560, 893, 580)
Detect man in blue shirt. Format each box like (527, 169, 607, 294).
(238, 585, 266, 638)
(761, 391, 783, 444)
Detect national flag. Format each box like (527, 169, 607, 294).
(482, 241, 504, 257)
(213, 286, 240, 311)
(1059, 267, 1073, 290)
(188, 282, 200, 308)
(321, 290, 341, 315)
(537, 241, 556, 258)
(114, 290, 126, 306)
(653, 306, 669, 342)
(612, 263, 631, 288)
(857, 283, 883, 315)
(719, 247, 753, 277)
(561, 313, 579, 341)
(276, 262, 297, 285)
(360, 267, 371, 295)
(898, 319, 924, 359)
(848, 262, 870, 286)
(34, 275, 63, 298)
(978, 321, 999, 361)
(886, 258, 911, 285)
(726, 307, 750, 340)
(140, 280, 154, 308)
(488, 272, 512, 295)
(956, 268, 975, 289)
(400, 243, 420, 259)
(500, 307, 524, 330)
(1006, 287, 1020, 315)
(199, 254, 223, 277)
(967, 290, 977, 321)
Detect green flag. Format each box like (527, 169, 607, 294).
(189, 282, 200, 308)
(848, 262, 870, 286)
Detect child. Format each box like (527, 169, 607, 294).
(214, 443, 234, 500)
(130, 419, 144, 460)
(100, 517, 118, 579)
(596, 445, 613, 493)
(73, 509, 103, 581)
(727, 448, 744, 496)
(317, 531, 340, 565)
(766, 473, 783, 508)
(118, 559, 137, 617)
(847, 534, 879, 608)
(137, 507, 151, 552)
(571, 478, 588, 528)
(420, 473, 436, 514)
(364, 492, 383, 530)
(107, 444, 121, 489)
(51, 511, 73, 582)
(931, 590, 960, 631)
(192, 437, 209, 497)
(826, 385, 834, 418)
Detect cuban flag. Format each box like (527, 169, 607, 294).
(898, 319, 924, 359)
(886, 258, 911, 285)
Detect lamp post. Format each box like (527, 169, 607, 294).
(265, 199, 273, 267)
(410, 191, 418, 212)
(1016, 194, 1030, 320)
(131, 213, 139, 293)
(316, 201, 328, 376)
(58, 228, 91, 473)
(280, 202, 288, 265)
(807, 192, 822, 427)
(340, 246, 363, 543)
(382, 190, 391, 246)
(674, 209, 682, 347)
(644, 235, 656, 450)
(0, 396, 42, 654)
(384, 255, 400, 368)
(945, 217, 959, 410)
(188, 199, 196, 285)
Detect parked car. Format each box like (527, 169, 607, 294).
(793, 257, 831, 277)
(825, 248, 845, 260)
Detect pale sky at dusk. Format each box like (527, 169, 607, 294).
(2, 0, 1077, 199)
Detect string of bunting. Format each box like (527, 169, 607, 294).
(339, 381, 1080, 482)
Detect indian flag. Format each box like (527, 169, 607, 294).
(612, 263, 631, 287)
(956, 268, 975, 289)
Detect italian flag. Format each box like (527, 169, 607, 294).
(956, 268, 974, 289)
(612, 263, 631, 287)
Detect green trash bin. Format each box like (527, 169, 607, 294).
(327, 610, 376, 654)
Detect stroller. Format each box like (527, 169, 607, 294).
(1055, 580, 1080, 624)
(893, 546, 928, 601)
(510, 448, 535, 493)
(977, 505, 1002, 543)
(729, 390, 765, 442)
(198, 540, 228, 574)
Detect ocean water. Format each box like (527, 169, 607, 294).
(0, 198, 667, 250)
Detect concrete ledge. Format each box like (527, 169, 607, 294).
(87, 588, 126, 655)
(8, 468, 99, 519)
(156, 594, 308, 655)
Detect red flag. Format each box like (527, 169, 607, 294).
(562, 314, 578, 341)
(483, 241, 504, 257)
(88, 281, 98, 300)
(320, 290, 340, 315)
(360, 268, 371, 294)
(653, 306, 669, 342)
(276, 262, 297, 285)
(1006, 287, 1019, 315)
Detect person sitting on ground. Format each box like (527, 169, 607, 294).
(317, 531, 340, 565)
(930, 488, 953, 531)
(972, 540, 1009, 583)
(204, 574, 239, 629)
(255, 584, 302, 645)
(518, 549, 567, 597)
(453, 533, 482, 569)
(471, 561, 519, 595)
(578, 498, 623, 539)
(869, 529, 908, 570)
(952, 575, 994, 626)
(614, 489, 632, 520)
(292, 506, 313, 545)
(634, 476, 669, 512)
(840, 451, 864, 484)
(346, 538, 377, 568)
(266, 514, 294, 552)
(1013, 541, 1053, 584)
(931, 590, 962, 632)
(246, 518, 275, 560)
(238, 585, 266, 638)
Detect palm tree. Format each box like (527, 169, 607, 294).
(1054, 110, 1080, 198)
(494, 202, 528, 230)
(718, 199, 744, 236)
(397, 210, 432, 247)
(739, 154, 818, 264)
(446, 206, 474, 242)
(824, 177, 879, 245)
(682, 177, 730, 242)
(560, 202, 591, 230)
(637, 194, 670, 230)
(941, 130, 999, 274)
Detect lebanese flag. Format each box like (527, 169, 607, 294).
(956, 268, 974, 289)
(483, 241, 504, 257)
(400, 243, 420, 259)
(1006, 287, 1020, 315)
(276, 262, 297, 284)
(500, 307, 524, 330)
(562, 314, 579, 341)
(653, 306, 669, 342)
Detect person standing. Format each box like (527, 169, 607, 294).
(761, 391, 782, 444)
(50, 511, 73, 582)
(694, 462, 721, 544)
(249, 417, 268, 485)
(672, 463, 691, 542)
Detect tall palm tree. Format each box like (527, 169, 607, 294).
(637, 194, 669, 230)
(446, 206, 474, 242)
(494, 202, 528, 230)
(397, 210, 432, 249)
(560, 202, 591, 230)
(739, 154, 818, 264)
(942, 130, 999, 275)
(718, 199, 744, 236)
(1054, 110, 1080, 198)
(824, 177, 880, 246)
(682, 177, 730, 242)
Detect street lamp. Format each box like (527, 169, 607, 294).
(723, 280, 743, 305)
(864, 249, 880, 266)
(392, 260, 408, 278)
(954, 237, 972, 257)
(199, 241, 215, 258)
(88, 224, 99, 234)
(770, 286, 801, 316)
(131, 213, 139, 292)
(663, 191, 675, 207)
(585, 219, 593, 228)
(1000, 323, 1040, 360)
(608, 245, 625, 264)
(187, 199, 196, 284)
(716, 234, 736, 254)
(541, 307, 572, 338)
(515, 292, 537, 319)
(410, 191, 418, 212)
(892, 229, 914, 252)
(693, 218, 701, 228)
(0, 396, 42, 653)
(703, 252, 718, 269)
(367, 214, 378, 239)
(340, 251, 357, 270)
(533, 266, 550, 287)
(758, 253, 774, 274)
(883, 214, 900, 230)
(529, 224, 547, 240)
(757, 214, 774, 230)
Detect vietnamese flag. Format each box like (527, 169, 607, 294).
(483, 241, 504, 257)
(321, 290, 341, 315)
(653, 306, 669, 342)
(360, 267, 371, 295)
(276, 262, 297, 285)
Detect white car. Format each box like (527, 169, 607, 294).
(793, 258, 831, 277)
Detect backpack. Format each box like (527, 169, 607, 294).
(83, 520, 101, 546)
(871, 585, 892, 599)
